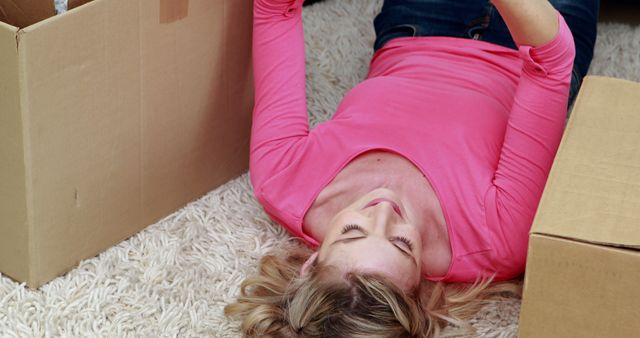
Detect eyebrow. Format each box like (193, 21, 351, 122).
(331, 236, 418, 267)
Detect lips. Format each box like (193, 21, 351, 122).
(363, 198, 403, 218)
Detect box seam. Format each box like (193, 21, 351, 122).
(530, 232, 640, 251)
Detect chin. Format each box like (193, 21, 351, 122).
(366, 187, 399, 199)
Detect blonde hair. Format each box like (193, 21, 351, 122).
(225, 247, 520, 337)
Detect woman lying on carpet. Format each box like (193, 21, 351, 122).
(226, 0, 599, 336)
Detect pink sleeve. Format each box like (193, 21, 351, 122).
(488, 12, 576, 273)
(250, 0, 309, 192)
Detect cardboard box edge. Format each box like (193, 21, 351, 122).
(17, 27, 38, 288)
(0, 22, 32, 285)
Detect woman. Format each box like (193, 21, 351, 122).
(226, 0, 599, 336)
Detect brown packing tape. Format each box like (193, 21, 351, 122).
(67, 0, 93, 11)
(159, 0, 189, 24)
(0, 0, 55, 28)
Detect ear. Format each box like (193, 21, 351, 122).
(300, 252, 319, 276)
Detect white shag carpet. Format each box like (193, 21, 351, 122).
(2, 1, 639, 337)
(54, 0, 68, 14)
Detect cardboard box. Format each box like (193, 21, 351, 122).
(0, 0, 253, 288)
(519, 76, 640, 337)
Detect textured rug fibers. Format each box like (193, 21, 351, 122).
(1, 0, 639, 337)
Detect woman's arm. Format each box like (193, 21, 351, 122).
(491, 0, 559, 47)
(487, 10, 576, 271)
(250, 0, 309, 191)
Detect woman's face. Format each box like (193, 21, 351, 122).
(316, 189, 423, 291)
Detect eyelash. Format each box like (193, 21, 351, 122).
(392, 236, 414, 251)
(341, 224, 361, 234)
(340, 224, 414, 251)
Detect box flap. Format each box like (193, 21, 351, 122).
(532, 76, 640, 249)
(0, 0, 55, 28)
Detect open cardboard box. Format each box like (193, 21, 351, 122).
(0, 0, 253, 288)
(518, 76, 640, 337)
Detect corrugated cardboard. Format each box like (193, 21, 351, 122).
(519, 76, 640, 337)
(0, 0, 253, 288)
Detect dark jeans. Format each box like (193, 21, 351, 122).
(373, 0, 600, 108)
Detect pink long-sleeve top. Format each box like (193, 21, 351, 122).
(250, 0, 575, 282)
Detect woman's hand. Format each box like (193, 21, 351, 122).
(491, 0, 559, 47)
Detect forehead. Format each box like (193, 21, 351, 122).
(321, 238, 419, 290)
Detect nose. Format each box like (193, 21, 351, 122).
(367, 201, 402, 231)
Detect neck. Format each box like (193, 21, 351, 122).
(305, 173, 431, 242)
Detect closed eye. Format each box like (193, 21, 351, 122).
(332, 225, 417, 266)
(391, 236, 414, 251)
(341, 224, 364, 234)
(341, 225, 414, 252)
